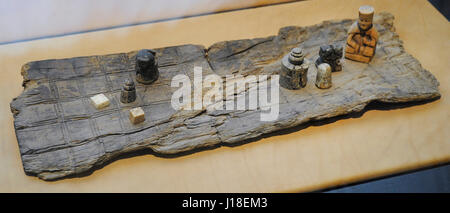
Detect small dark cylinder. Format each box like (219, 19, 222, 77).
(120, 79, 137, 104)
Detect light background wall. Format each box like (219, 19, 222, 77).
(0, 0, 295, 44)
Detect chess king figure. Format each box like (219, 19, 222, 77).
(345, 5, 378, 63)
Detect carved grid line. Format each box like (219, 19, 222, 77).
(49, 72, 75, 173)
(100, 55, 130, 151)
(20, 51, 189, 132)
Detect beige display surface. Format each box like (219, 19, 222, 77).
(0, 0, 449, 192)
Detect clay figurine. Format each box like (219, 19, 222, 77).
(344, 5, 378, 63)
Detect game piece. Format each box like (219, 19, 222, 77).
(315, 63, 332, 89)
(90, 93, 110, 109)
(345, 5, 378, 63)
(280, 47, 309, 90)
(136, 49, 159, 84)
(120, 78, 136, 104)
(315, 44, 343, 72)
(129, 107, 145, 124)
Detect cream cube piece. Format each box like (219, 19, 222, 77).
(90, 93, 110, 109)
(129, 107, 145, 124)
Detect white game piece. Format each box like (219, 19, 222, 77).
(315, 63, 332, 89)
(90, 94, 110, 109)
(129, 107, 145, 124)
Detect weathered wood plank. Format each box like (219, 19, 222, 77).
(10, 12, 440, 180)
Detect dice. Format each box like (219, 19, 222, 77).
(90, 93, 110, 109)
(129, 107, 145, 124)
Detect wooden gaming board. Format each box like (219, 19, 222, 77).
(10, 12, 440, 180)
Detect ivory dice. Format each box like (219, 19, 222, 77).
(129, 107, 145, 124)
(90, 94, 110, 109)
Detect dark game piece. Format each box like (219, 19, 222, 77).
(315, 44, 343, 72)
(136, 49, 159, 84)
(120, 79, 137, 104)
(280, 47, 309, 90)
